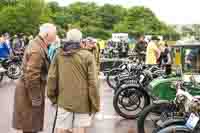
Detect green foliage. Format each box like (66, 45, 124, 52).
(113, 6, 179, 39)
(97, 4, 127, 29)
(0, 1, 179, 40)
(47, 1, 61, 13)
(0, 0, 51, 35)
(82, 26, 111, 39)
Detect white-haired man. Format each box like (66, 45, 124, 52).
(47, 29, 100, 133)
(12, 23, 57, 133)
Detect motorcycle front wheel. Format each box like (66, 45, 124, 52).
(113, 86, 150, 119)
(6, 63, 22, 80)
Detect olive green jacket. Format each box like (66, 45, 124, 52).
(47, 48, 100, 113)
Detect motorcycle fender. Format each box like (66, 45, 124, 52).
(120, 84, 151, 105)
(153, 100, 170, 105)
(119, 84, 140, 89)
(158, 118, 185, 128)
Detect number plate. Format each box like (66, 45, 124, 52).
(186, 113, 199, 130)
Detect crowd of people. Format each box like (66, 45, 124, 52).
(2, 22, 196, 133)
(102, 39, 129, 58)
(1, 22, 199, 133)
(11, 23, 100, 133)
(0, 33, 33, 60)
(134, 35, 171, 66)
(133, 35, 172, 74)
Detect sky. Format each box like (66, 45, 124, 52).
(47, 0, 200, 25)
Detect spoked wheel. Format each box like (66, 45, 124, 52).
(6, 63, 22, 80)
(113, 86, 150, 119)
(137, 102, 179, 133)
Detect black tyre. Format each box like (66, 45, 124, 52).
(113, 86, 150, 119)
(157, 125, 191, 133)
(106, 68, 126, 90)
(114, 77, 139, 94)
(6, 63, 22, 80)
(137, 102, 177, 133)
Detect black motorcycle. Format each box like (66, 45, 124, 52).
(0, 55, 22, 80)
(113, 65, 165, 119)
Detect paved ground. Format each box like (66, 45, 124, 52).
(0, 76, 140, 133)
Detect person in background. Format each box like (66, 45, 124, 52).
(159, 42, 172, 74)
(19, 34, 25, 49)
(107, 40, 114, 58)
(3, 33, 11, 46)
(84, 37, 101, 75)
(12, 23, 57, 133)
(158, 43, 171, 65)
(23, 35, 29, 46)
(145, 36, 161, 65)
(134, 35, 147, 62)
(134, 35, 147, 54)
(47, 29, 100, 133)
(12, 34, 24, 53)
(185, 48, 200, 72)
(3, 33, 13, 56)
(118, 41, 129, 58)
(0, 35, 11, 59)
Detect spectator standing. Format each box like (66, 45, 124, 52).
(0, 35, 11, 59)
(12, 23, 57, 133)
(134, 35, 147, 54)
(12, 35, 24, 53)
(145, 36, 161, 65)
(47, 29, 100, 133)
(118, 41, 129, 58)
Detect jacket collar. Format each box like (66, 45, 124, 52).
(35, 36, 49, 56)
(35, 36, 50, 64)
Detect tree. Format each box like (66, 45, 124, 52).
(0, 6, 18, 34)
(192, 24, 200, 38)
(0, 1, 179, 40)
(0, 0, 52, 34)
(97, 4, 127, 29)
(0, 0, 18, 10)
(47, 1, 61, 13)
(64, 2, 100, 28)
(82, 26, 111, 39)
(113, 6, 179, 39)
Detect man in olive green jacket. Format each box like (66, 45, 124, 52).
(47, 29, 100, 133)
